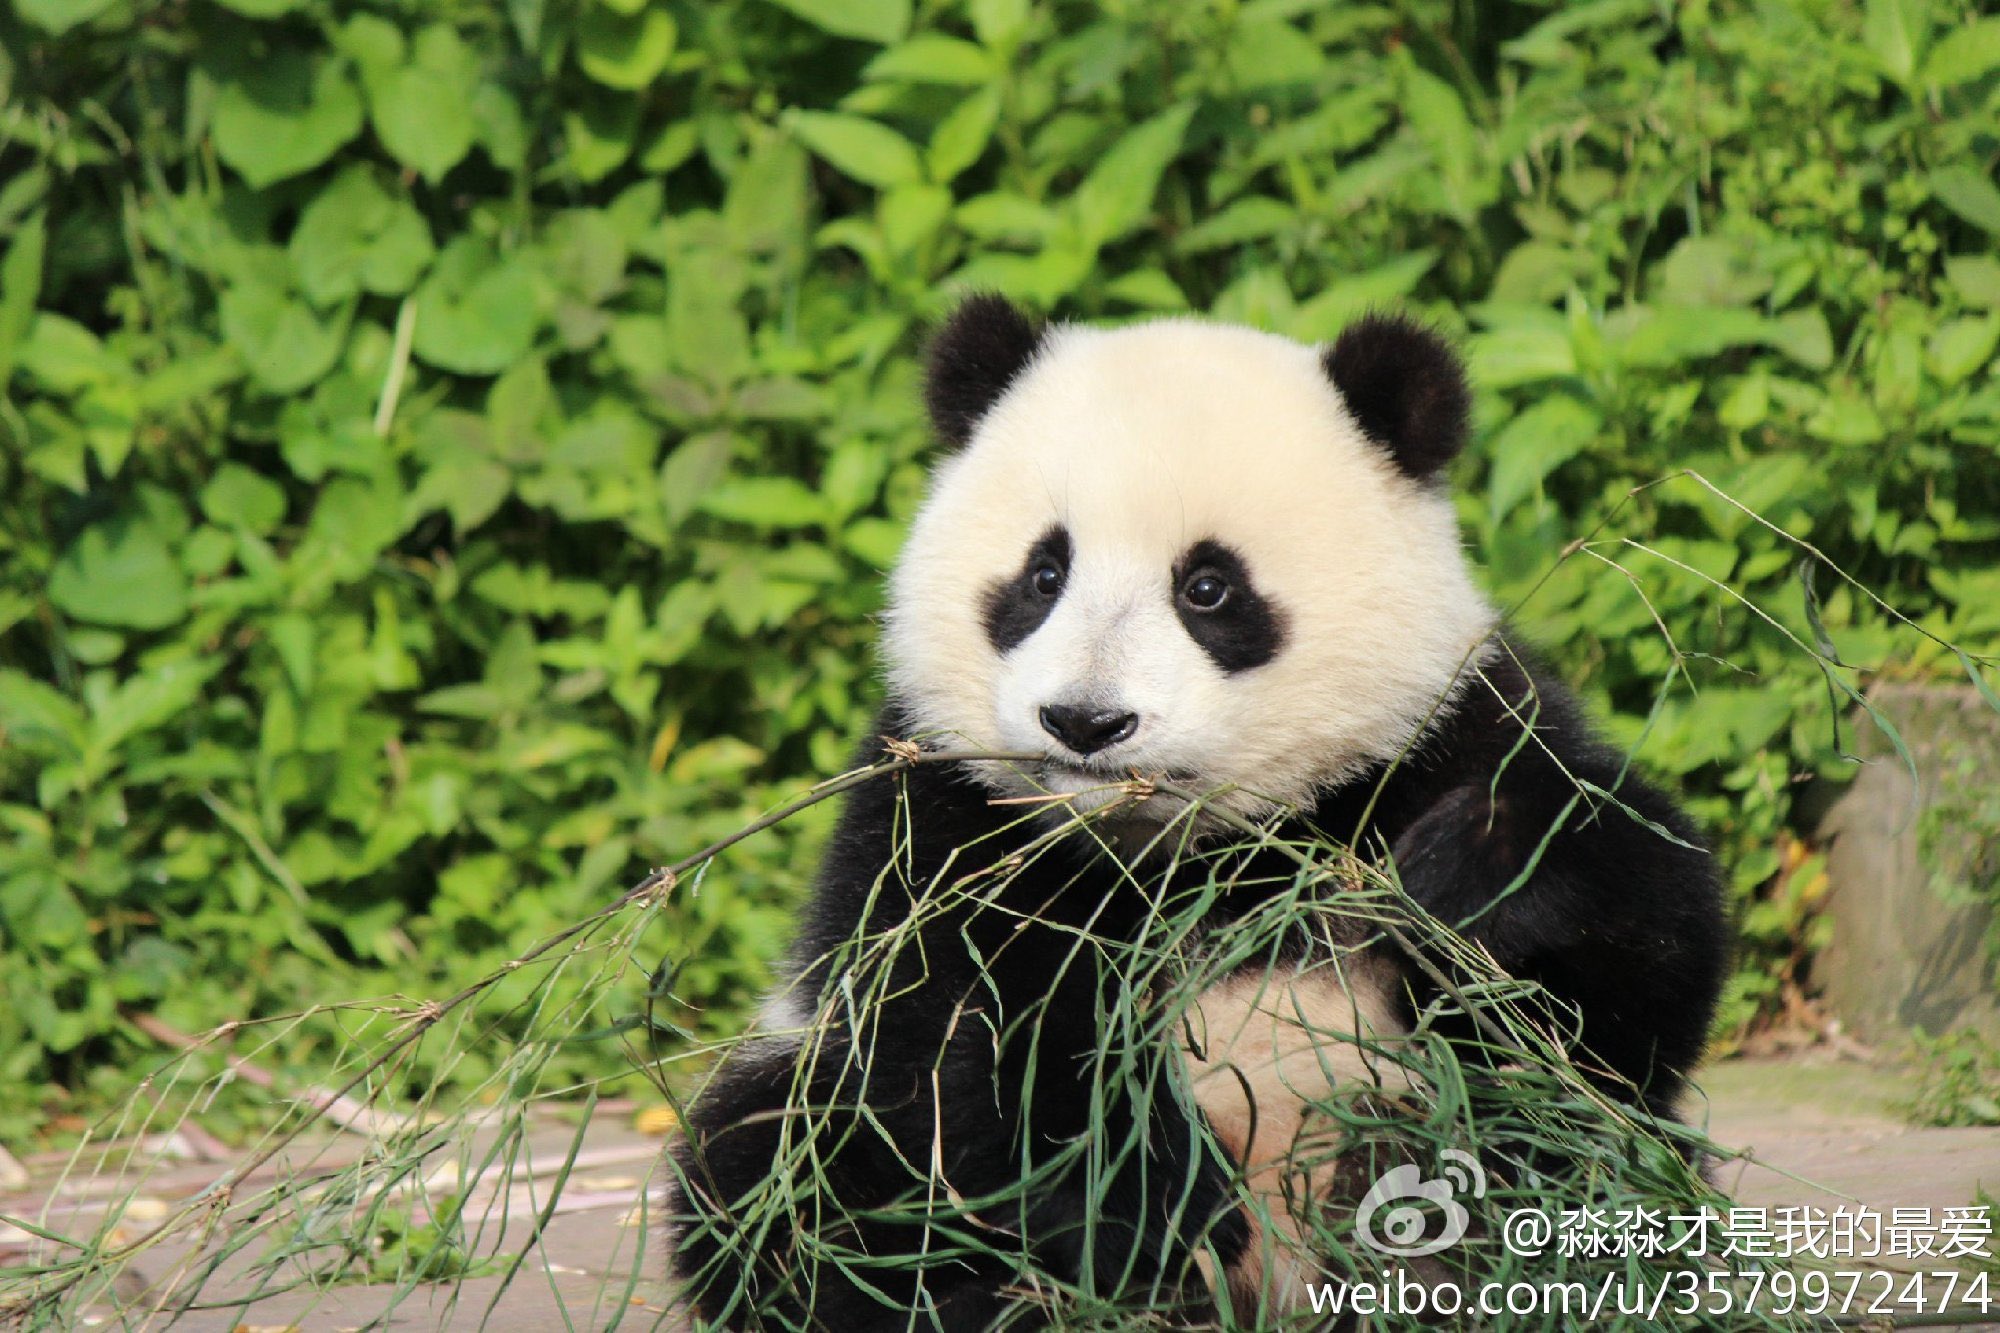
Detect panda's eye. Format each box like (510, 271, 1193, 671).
(1031, 564, 1065, 597)
(1182, 572, 1229, 611)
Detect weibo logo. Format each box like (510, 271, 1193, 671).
(1353, 1150, 1487, 1258)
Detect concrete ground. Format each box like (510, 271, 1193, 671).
(2, 1055, 1995, 1330)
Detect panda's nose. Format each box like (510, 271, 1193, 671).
(1039, 704, 1139, 757)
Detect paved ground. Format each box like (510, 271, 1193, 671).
(2, 1055, 1995, 1330)
(1698, 1055, 1999, 1219)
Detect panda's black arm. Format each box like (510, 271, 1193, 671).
(665, 734, 1049, 1328)
(672, 733, 1246, 1324)
(667, 1018, 1032, 1331)
(1393, 783, 1726, 1102)
(1380, 676, 1728, 1106)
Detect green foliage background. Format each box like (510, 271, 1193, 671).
(2, 0, 1998, 1133)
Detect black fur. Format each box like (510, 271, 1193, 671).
(1315, 646, 1728, 1120)
(1171, 539, 1286, 673)
(982, 526, 1070, 654)
(925, 295, 1046, 446)
(664, 644, 1728, 1328)
(1323, 313, 1471, 482)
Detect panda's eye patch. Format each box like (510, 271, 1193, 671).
(1181, 571, 1229, 611)
(1172, 539, 1286, 673)
(983, 525, 1071, 654)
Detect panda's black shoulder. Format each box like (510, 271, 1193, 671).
(1468, 639, 1709, 845)
(1318, 631, 1707, 857)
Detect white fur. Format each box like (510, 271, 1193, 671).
(1182, 958, 1412, 1313)
(883, 318, 1495, 822)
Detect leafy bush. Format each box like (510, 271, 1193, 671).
(2, 0, 1997, 1129)
(1905, 1028, 2000, 1127)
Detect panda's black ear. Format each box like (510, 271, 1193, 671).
(924, 294, 1045, 447)
(1322, 313, 1470, 483)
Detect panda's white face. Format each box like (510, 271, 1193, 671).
(883, 317, 1496, 824)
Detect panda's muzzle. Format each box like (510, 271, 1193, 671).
(1038, 703, 1139, 757)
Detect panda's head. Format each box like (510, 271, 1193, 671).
(883, 296, 1496, 824)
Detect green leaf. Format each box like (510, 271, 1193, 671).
(212, 0, 294, 16)
(666, 263, 750, 388)
(576, 5, 678, 90)
(1102, 268, 1188, 310)
(563, 90, 640, 181)
(1289, 253, 1438, 341)
(1072, 101, 1195, 246)
(699, 477, 827, 528)
(212, 51, 364, 188)
(219, 280, 352, 394)
(201, 463, 288, 534)
(723, 137, 810, 254)
(1467, 325, 1576, 389)
(87, 659, 220, 764)
(1176, 197, 1297, 254)
(15, 312, 120, 393)
(1927, 316, 2000, 385)
(304, 476, 404, 573)
(659, 431, 735, 527)
(336, 11, 406, 80)
(1931, 166, 2000, 236)
(1862, 0, 1929, 82)
(968, 0, 1028, 48)
(879, 183, 951, 256)
(1223, 18, 1325, 89)
(13, 0, 116, 36)
(411, 238, 540, 375)
(1656, 236, 1770, 308)
(1211, 266, 1292, 331)
(788, 111, 922, 188)
(1401, 66, 1478, 219)
(1806, 389, 1886, 445)
(956, 192, 1059, 243)
(473, 83, 529, 169)
(1922, 16, 2000, 84)
(418, 682, 503, 719)
(0, 211, 45, 385)
(0, 670, 86, 754)
(1501, 0, 1653, 65)
(928, 87, 1002, 184)
(367, 25, 478, 183)
(1716, 373, 1769, 430)
(1946, 254, 2000, 308)
(1764, 308, 1834, 370)
(864, 35, 994, 85)
(411, 456, 512, 530)
(760, 0, 909, 44)
(289, 167, 436, 304)
(640, 119, 700, 173)
(487, 357, 554, 462)
(48, 516, 190, 631)
(1487, 397, 1603, 522)
(1609, 306, 1767, 368)
(843, 517, 905, 566)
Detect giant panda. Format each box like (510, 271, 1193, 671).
(661, 296, 1728, 1330)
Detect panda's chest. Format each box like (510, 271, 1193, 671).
(1179, 956, 1414, 1311)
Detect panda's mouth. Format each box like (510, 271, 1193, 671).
(1034, 756, 1198, 789)
(1036, 757, 1128, 784)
